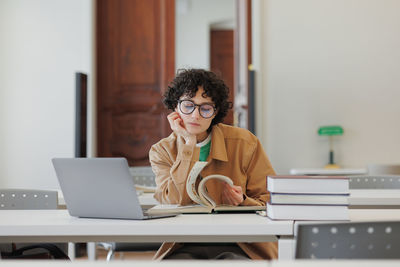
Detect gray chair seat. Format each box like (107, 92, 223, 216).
(349, 175, 400, 189)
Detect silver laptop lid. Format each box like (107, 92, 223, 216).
(52, 158, 145, 220)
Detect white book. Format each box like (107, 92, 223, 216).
(266, 202, 349, 220)
(270, 193, 349, 205)
(267, 175, 349, 194)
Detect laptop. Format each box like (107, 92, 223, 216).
(52, 158, 176, 220)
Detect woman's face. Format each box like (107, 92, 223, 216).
(176, 86, 216, 141)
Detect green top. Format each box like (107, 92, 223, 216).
(199, 139, 211, 161)
(318, 125, 344, 136)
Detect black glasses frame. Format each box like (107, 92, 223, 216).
(177, 100, 216, 118)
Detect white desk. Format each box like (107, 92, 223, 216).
(0, 210, 293, 259)
(349, 189, 400, 208)
(20, 193, 400, 260)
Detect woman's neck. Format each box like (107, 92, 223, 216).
(196, 132, 209, 143)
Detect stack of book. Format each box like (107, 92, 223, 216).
(266, 175, 349, 220)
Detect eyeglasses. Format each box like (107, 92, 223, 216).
(178, 100, 216, 119)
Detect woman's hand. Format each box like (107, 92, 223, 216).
(167, 112, 196, 145)
(221, 183, 244, 206)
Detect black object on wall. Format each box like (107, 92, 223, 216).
(248, 69, 255, 135)
(74, 72, 89, 257)
(75, 72, 87, 158)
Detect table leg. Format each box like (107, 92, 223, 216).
(68, 242, 76, 260)
(278, 236, 295, 259)
(87, 242, 97, 261)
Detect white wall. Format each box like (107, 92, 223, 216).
(2, 0, 399, 188)
(258, 0, 400, 174)
(175, 0, 235, 70)
(0, 0, 94, 189)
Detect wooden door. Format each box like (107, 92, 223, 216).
(97, 0, 175, 166)
(210, 30, 234, 125)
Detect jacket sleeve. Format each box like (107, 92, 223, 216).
(241, 138, 275, 206)
(149, 139, 199, 205)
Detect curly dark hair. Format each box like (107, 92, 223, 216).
(163, 69, 232, 129)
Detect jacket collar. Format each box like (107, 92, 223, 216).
(209, 124, 228, 162)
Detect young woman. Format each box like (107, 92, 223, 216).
(149, 69, 277, 260)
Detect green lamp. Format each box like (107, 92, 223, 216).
(318, 125, 344, 169)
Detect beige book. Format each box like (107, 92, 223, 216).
(147, 161, 264, 214)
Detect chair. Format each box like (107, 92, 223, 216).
(367, 164, 400, 175)
(296, 221, 400, 259)
(0, 189, 58, 210)
(349, 175, 400, 189)
(0, 189, 69, 260)
(98, 166, 160, 261)
(130, 166, 157, 192)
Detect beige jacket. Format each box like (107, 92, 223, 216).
(149, 123, 278, 260)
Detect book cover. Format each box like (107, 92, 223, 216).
(270, 193, 349, 205)
(266, 202, 349, 220)
(267, 175, 349, 194)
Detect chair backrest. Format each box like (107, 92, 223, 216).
(349, 175, 400, 189)
(296, 221, 400, 259)
(0, 189, 58, 210)
(0, 189, 65, 260)
(367, 164, 400, 175)
(129, 166, 156, 188)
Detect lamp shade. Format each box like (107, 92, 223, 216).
(318, 126, 343, 136)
